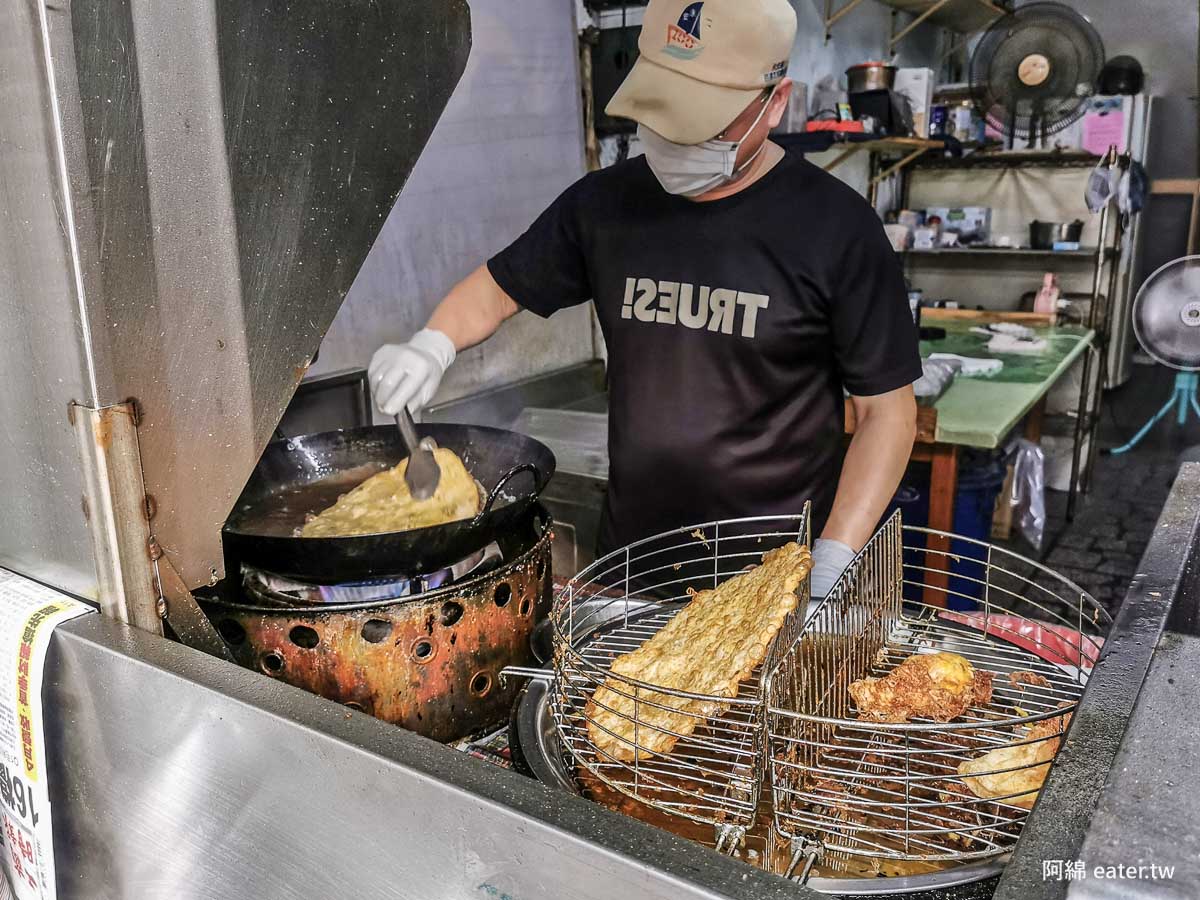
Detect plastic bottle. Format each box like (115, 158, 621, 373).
(1033, 273, 1060, 315)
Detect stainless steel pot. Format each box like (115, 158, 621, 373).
(846, 62, 896, 94)
(1029, 219, 1084, 249)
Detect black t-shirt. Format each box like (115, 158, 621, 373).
(488, 152, 921, 555)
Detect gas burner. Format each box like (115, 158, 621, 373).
(202, 516, 553, 742)
(242, 542, 504, 606)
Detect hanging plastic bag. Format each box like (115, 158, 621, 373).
(1084, 158, 1118, 213)
(1008, 438, 1046, 552)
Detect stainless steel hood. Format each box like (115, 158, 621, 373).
(0, 0, 471, 594)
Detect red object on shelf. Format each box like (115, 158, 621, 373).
(805, 120, 866, 133)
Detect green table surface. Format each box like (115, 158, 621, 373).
(920, 320, 1094, 448)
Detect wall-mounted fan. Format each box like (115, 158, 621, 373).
(969, 2, 1105, 149)
(1110, 256, 1200, 455)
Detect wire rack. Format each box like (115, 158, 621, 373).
(543, 509, 813, 840)
(765, 512, 1110, 875)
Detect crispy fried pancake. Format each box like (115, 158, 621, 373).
(585, 543, 812, 762)
(300, 447, 480, 538)
(958, 710, 1072, 809)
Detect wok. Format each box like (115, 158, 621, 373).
(222, 423, 555, 582)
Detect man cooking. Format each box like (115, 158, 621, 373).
(370, 0, 920, 597)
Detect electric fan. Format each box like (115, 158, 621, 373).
(969, 2, 1105, 149)
(1110, 256, 1200, 454)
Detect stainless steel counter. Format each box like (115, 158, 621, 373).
(39, 458, 1200, 899)
(1070, 631, 1200, 898)
(993, 462, 1200, 900)
(45, 613, 811, 900)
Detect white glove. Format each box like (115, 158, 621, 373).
(810, 538, 857, 599)
(368, 328, 457, 416)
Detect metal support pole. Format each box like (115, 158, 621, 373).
(70, 400, 232, 658)
(1083, 218, 1125, 489)
(872, 147, 931, 186)
(1066, 201, 1111, 520)
(579, 27, 601, 173)
(867, 149, 881, 209)
(1064, 347, 1093, 518)
(71, 401, 162, 633)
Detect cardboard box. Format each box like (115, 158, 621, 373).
(925, 206, 992, 242)
(913, 227, 938, 250)
(895, 68, 935, 138)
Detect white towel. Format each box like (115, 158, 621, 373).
(929, 352, 1004, 377)
(987, 333, 1047, 355)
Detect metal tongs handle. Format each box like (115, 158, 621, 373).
(395, 408, 441, 500)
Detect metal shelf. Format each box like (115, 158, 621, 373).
(901, 247, 1106, 260)
(837, 137, 945, 153)
(913, 149, 1102, 170)
(775, 133, 941, 153)
(824, 0, 1009, 47)
(882, 0, 1007, 37)
(775, 133, 945, 189)
(824, 137, 943, 184)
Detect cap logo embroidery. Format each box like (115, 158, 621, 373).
(664, 1, 705, 60)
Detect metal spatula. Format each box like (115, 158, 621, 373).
(395, 408, 441, 500)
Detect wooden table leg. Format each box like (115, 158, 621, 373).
(924, 443, 958, 608)
(1024, 397, 1046, 443)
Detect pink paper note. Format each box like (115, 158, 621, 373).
(1082, 108, 1126, 156)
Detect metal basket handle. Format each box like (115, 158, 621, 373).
(472, 463, 544, 524)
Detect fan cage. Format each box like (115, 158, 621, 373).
(968, 2, 1105, 142)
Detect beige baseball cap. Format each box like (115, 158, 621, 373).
(606, 0, 798, 145)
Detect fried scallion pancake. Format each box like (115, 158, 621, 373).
(958, 710, 1072, 809)
(585, 543, 813, 762)
(300, 447, 481, 538)
(849, 651, 994, 723)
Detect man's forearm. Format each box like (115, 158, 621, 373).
(821, 388, 917, 552)
(427, 264, 521, 351)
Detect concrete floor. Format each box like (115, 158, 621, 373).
(1033, 360, 1200, 615)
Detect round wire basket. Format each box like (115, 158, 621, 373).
(545, 509, 814, 836)
(766, 512, 1111, 874)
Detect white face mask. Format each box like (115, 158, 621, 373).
(638, 91, 774, 198)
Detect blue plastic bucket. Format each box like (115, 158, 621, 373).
(946, 459, 1007, 610)
(885, 483, 929, 604)
(883, 456, 1007, 609)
